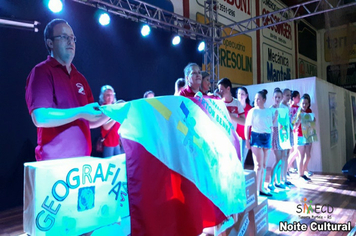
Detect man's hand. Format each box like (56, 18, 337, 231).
(79, 103, 103, 122)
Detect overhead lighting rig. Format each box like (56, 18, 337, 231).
(0, 18, 40, 32)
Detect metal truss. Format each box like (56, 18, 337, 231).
(221, 0, 356, 39)
(72, 0, 213, 41)
(203, 0, 220, 90)
(71, 0, 356, 83)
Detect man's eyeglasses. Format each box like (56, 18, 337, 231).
(51, 35, 77, 43)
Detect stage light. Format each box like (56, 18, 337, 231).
(48, 0, 63, 13)
(172, 36, 181, 46)
(141, 25, 150, 37)
(0, 18, 39, 32)
(198, 41, 205, 52)
(99, 13, 110, 26)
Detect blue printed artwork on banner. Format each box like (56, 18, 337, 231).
(78, 186, 95, 212)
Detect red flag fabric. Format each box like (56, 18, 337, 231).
(123, 139, 226, 236)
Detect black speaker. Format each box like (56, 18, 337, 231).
(342, 158, 356, 182)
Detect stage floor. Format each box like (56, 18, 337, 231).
(265, 171, 356, 236)
(1, 172, 355, 236)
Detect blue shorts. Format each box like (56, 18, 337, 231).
(297, 136, 311, 146)
(250, 132, 272, 149)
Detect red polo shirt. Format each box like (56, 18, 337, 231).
(25, 56, 94, 161)
(179, 86, 219, 100)
(179, 86, 199, 98)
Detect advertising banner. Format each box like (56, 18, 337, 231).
(262, 43, 292, 82)
(191, 0, 252, 24)
(298, 58, 317, 78)
(324, 26, 356, 62)
(298, 21, 317, 61)
(261, 0, 293, 49)
(327, 62, 356, 92)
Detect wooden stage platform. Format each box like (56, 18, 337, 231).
(1, 172, 355, 236)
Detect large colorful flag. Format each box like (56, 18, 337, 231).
(101, 95, 246, 236)
(301, 113, 318, 143)
(277, 107, 292, 150)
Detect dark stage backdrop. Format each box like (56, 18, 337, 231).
(0, 0, 202, 211)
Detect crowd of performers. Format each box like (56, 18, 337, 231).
(95, 62, 315, 197)
(175, 63, 316, 197)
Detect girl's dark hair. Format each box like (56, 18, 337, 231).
(201, 71, 210, 79)
(274, 87, 282, 94)
(237, 87, 250, 105)
(291, 90, 300, 100)
(257, 89, 268, 100)
(283, 88, 291, 94)
(301, 93, 311, 109)
(143, 90, 155, 98)
(217, 77, 232, 90)
(175, 78, 185, 90)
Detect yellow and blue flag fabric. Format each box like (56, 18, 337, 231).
(101, 95, 246, 236)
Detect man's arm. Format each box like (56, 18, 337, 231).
(31, 102, 103, 128)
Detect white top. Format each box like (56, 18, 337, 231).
(225, 98, 244, 129)
(245, 107, 274, 133)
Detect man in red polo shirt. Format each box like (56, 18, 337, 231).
(25, 19, 108, 161)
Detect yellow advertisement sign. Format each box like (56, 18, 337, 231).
(197, 13, 253, 85)
(324, 26, 356, 62)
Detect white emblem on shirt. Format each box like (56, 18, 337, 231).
(76, 83, 86, 95)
